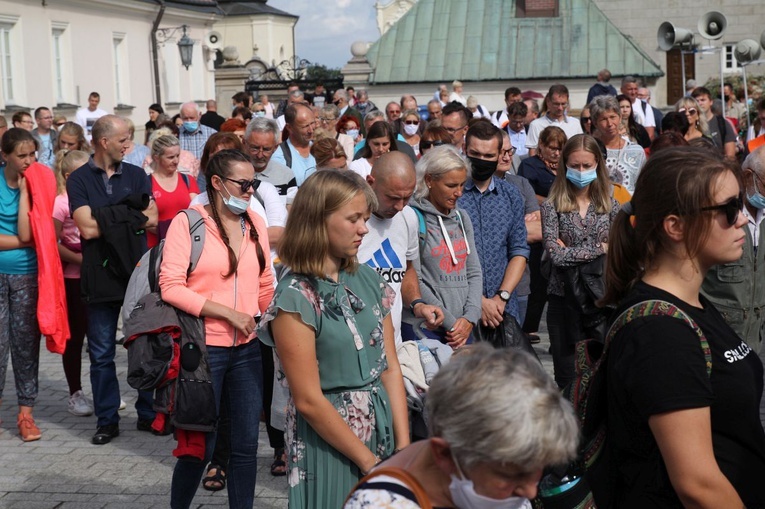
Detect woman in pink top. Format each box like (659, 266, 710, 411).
(52, 150, 93, 418)
(159, 149, 274, 509)
(146, 134, 199, 247)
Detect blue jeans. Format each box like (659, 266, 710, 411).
(170, 340, 264, 509)
(517, 295, 529, 327)
(87, 302, 154, 427)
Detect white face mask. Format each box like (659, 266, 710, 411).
(449, 454, 532, 509)
(403, 123, 419, 136)
(346, 129, 360, 140)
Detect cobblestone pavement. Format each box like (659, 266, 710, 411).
(0, 325, 551, 508)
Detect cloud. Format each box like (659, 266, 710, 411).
(336, 0, 352, 7)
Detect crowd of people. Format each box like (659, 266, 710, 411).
(2, 68, 765, 508)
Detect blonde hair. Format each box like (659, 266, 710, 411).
(548, 134, 612, 214)
(53, 149, 89, 195)
(414, 145, 467, 200)
(675, 96, 709, 136)
(279, 170, 377, 278)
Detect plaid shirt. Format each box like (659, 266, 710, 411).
(179, 124, 216, 159)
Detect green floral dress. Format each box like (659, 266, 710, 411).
(259, 264, 397, 509)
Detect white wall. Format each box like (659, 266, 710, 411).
(213, 14, 296, 67)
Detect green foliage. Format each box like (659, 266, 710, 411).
(305, 64, 342, 82)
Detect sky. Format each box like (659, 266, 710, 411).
(268, 0, 379, 69)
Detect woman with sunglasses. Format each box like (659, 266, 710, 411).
(541, 134, 618, 388)
(400, 109, 422, 157)
(602, 147, 765, 507)
(418, 124, 451, 156)
(349, 121, 399, 179)
(675, 96, 714, 148)
(161, 149, 274, 509)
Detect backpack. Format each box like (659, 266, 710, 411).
(534, 299, 712, 509)
(122, 208, 206, 324)
(412, 207, 427, 253)
(279, 140, 292, 168)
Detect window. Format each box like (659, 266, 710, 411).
(0, 21, 15, 104)
(51, 22, 71, 104)
(112, 33, 129, 104)
(516, 0, 559, 18)
(724, 43, 739, 72)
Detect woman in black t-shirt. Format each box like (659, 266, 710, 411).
(601, 147, 765, 508)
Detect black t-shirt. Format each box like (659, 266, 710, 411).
(607, 281, 765, 508)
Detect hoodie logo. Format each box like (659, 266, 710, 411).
(432, 234, 468, 274)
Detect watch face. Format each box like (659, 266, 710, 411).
(499, 290, 511, 301)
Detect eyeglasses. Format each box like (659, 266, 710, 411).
(501, 147, 516, 157)
(223, 177, 261, 194)
(679, 108, 698, 116)
(421, 140, 446, 149)
(545, 146, 562, 153)
(404, 120, 419, 125)
(581, 117, 592, 123)
(247, 144, 275, 155)
(318, 116, 335, 123)
(700, 195, 743, 227)
(443, 124, 467, 134)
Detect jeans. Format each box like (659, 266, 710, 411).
(547, 295, 576, 388)
(517, 295, 529, 327)
(170, 340, 264, 509)
(87, 302, 154, 427)
(523, 243, 548, 333)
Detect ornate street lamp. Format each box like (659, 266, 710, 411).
(177, 25, 194, 70)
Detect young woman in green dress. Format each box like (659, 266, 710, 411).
(259, 169, 410, 508)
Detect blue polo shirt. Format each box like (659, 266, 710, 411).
(518, 155, 556, 198)
(67, 157, 151, 214)
(458, 176, 529, 321)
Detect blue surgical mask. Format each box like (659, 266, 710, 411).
(220, 183, 249, 215)
(448, 453, 531, 509)
(566, 167, 597, 189)
(183, 121, 198, 133)
(346, 129, 360, 140)
(748, 190, 765, 210)
(254, 111, 265, 118)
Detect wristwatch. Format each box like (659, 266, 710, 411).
(496, 290, 511, 302)
(410, 298, 427, 313)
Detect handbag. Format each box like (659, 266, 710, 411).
(562, 255, 611, 342)
(473, 313, 541, 362)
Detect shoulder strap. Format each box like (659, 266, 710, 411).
(178, 209, 206, 274)
(494, 110, 502, 122)
(605, 299, 712, 376)
(280, 140, 292, 168)
(412, 207, 427, 254)
(180, 173, 190, 189)
(346, 467, 433, 509)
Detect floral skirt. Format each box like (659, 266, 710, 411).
(286, 383, 393, 509)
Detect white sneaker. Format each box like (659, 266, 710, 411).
(119, 398, 127, 411)
(68, 390, 94, 416)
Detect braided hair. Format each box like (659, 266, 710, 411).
(205, 149, 266, 278)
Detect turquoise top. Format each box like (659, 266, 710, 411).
(0, 167, 37, 274)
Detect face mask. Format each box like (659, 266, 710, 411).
(220, 181, 249, 215)
(346, 129, 359, 140)
(748, 190, 765, 210)
(357, 101, 367, 108)
(566, 167, 597, 189)
(254, 111, 265, 118)
(183, 121, 198, 133)
(449, 454, 531, 509)
(404, 124, 419, 136)
(468, 156, 498, 182)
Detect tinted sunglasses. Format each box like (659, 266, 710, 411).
(421, 140, 446, 149)
(700, 195, 743, 227)
(223, 177, 261, 194)
(404, 119, 419, 125)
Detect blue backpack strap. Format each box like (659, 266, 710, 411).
(412, 207, 427, 253)
(180, 173, 190, 189)
(605, 299, 712, 376)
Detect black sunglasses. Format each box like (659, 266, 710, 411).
(421, 140, 446, 149)
(223, 177, 261, 194)
(700, 195, 743, 227)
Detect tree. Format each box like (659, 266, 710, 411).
(305, 64, 342, 83)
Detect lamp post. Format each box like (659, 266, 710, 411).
(176, 25, 194, 70)
(151, 23, 195, 104)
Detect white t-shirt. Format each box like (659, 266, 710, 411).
(75, 107, 108, 141)
(357, 206, 419, 346)
(349, 157, 373, 179)
(631, 98, 656, 128)
(525, 114, 583, 149)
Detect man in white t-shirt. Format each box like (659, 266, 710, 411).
(75, 91, 109, 141)
(358, 152, 443, 345)
(525, 84, 582, 156)
(621, 76, 655, 139)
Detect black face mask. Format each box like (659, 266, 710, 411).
(467, 156, 498, 181)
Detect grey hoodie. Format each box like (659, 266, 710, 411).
(404, 197, 483, 330)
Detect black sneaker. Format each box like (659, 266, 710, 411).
(136, 419, 153, 432)
(92, 424, 119, 445)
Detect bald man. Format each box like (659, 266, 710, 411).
(358, 153, 443, 345)
(178, 101, 216, 159)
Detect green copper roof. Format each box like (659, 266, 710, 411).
(367, 0, 663, 84)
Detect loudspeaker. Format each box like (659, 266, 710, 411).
(657, 21, 694, 51)
(735, 39, 762, 65)
(698, 11, 727, 40)
(204, 31, 223, 51)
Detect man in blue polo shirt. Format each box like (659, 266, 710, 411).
(458, 120, 529, 332)
(67, 115, 157, 445)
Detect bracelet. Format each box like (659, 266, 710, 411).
(409, 298, 427, 313)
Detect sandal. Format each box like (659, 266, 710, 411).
(270, 448, 287, 477)
(202, 464, 226, 492)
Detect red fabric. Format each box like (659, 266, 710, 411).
(749, 135, 765, 154)
(152, 413, 167, 434)
(147, 173, 200, 248)
(25, 163, 69, 354)
(173, 429, 206, 460)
